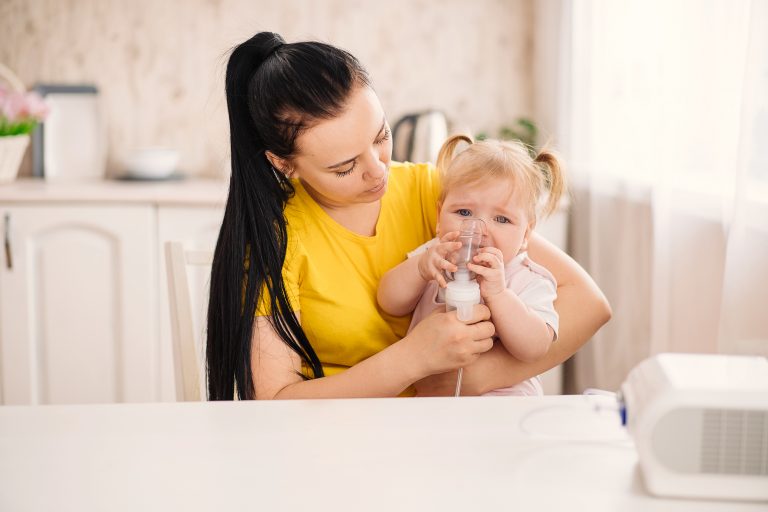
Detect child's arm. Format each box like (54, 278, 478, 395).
(377, 233, 461, 317)
(469, 247, 554, 363)
(485, 289, 554, 363)
(377, 255, 430, 317)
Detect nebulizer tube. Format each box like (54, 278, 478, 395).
(445, 218, 484, 397)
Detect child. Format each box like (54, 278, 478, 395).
(377, 134, 567, 396)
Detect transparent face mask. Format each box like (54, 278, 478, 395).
(448, 218, 486, 281)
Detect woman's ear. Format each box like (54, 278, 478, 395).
(265, 151, 295, 178)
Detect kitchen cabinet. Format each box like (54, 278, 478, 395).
(0, 179, 226, 405)
(0, 205, 157, 405)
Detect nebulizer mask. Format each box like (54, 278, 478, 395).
(445, 218, 485, 396)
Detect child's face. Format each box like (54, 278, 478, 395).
(437, 180, 532, 264)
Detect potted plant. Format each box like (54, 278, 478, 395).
(0, 63, 48, 185)
(477, 117, 538, 153)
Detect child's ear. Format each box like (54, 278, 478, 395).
(521, 222, 535, 251)
(435, 201, 443, 236)
(265, 151, 296, 178)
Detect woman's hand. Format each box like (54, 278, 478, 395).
(413, 343, 508, 397)
(405, 304, 495, 376)
(467, 246, 507, 300)
(417, 231, 462, 288)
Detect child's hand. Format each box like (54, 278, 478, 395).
(418, 231, 462, 288)
(468, 246, 507, 299)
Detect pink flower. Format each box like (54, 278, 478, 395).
(24, 92, 49, 119)
(2, 92, 26, 121)
(1, 89, 48, 123)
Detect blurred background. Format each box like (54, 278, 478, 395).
(0, 0, 537, 178)
(0, 0, 766, 403)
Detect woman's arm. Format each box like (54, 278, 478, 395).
(252, 307, 495, 399)
(414, 232, 611, 396)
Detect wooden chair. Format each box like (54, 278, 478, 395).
(164, 241, 213, 401)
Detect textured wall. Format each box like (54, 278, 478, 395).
(0, 0, 533, 178)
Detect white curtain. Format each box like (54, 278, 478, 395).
(553, 0, 768, 392)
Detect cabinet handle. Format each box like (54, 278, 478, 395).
(3, 213, 11, 270)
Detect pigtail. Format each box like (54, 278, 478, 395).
(534, 148, 567, 218)
(436, 134, 474, 176)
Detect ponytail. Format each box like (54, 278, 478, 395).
(534, 149, 567, 218)
(207, 32, 369, 400)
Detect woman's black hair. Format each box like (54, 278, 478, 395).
(207, 32, 370, 400)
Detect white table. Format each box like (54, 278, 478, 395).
(1, 396, 765, 511)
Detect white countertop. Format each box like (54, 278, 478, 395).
(0, 177, 229, 206)
(1, 395, 764, 512)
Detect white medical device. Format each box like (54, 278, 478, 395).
(620, 353, 768, 501)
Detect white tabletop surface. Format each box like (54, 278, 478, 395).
(1, 395, 765, 512)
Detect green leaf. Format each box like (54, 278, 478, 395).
(0, 119, 36, 136)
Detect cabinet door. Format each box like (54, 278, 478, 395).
(157, 206, 223, 401)
(0, 205, 157, 405)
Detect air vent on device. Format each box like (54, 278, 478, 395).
(701, 409, 767, 475)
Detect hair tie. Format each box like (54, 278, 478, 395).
(266, 43, 284, 59)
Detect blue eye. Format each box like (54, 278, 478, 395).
(495, 216, 511, 224)
(456, 209, 472, 217)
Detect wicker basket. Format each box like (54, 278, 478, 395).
(0, 62, 31, 185)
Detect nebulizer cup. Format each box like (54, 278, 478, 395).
(445, 218, 485, 397)
(445, 218, 484, 321)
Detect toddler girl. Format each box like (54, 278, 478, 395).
(377, 134, 566, 396)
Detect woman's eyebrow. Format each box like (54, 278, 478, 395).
(326, 117, 386, 169)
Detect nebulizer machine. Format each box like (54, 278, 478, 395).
(444, 218, 484, 397)
(619, 352, 768, 501)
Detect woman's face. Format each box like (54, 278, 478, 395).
(285, 86, 392, 208)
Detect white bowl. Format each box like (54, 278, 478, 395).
(124, 148, 179, 179)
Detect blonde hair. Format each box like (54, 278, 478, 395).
(436, 134, 567, 223)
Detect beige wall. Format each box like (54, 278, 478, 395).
(0, 0, 533, 178)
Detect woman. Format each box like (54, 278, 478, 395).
(207, 31, 611, 400)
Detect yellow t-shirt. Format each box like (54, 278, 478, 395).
(257, 161, 440, 385)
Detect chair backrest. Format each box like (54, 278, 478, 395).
(165, 241, 213, 401)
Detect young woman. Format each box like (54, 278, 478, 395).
(207, 31, 611, 400)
